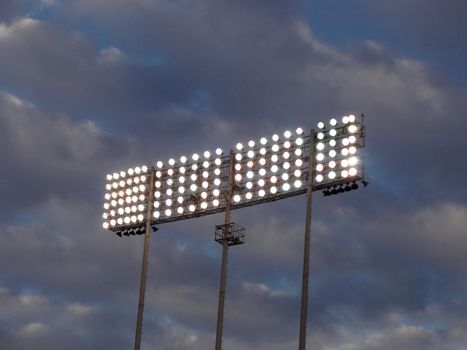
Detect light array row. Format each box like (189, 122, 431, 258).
(313, 115, 365, 186)
(230, 127, 310, 203)
(102, 165, 151, 229)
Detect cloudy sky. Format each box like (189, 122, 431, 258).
(1, 0, 466, 349)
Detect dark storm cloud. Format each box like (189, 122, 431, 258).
(0, 0, 466, 349)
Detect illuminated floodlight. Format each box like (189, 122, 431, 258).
(103, 114, 365, 230)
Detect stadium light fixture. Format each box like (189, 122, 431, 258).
(102, 114, 367, 350)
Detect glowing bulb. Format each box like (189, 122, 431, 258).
(192, 153, 199, 161)
(216, 148, 223, 155)
(259, 158, 266, 165)
(213, 199, 220, 206)
(342, 138, 349, 146)
(330, 118, 337, 126)
(246, 181, 253, 189)
(328, 171, 336, 179)
(272, 144, 279, 152)
(201, 202, 208, 209)
(296, 137, 303, 146)
(235, 153, 242, 161)
(348, 125, 358, 133)
(296, 127, 304, 135)
(260, 147, 267, 155)
(190, 184, 197, 192)
(284, 130, 292, 138)
(341, 159, 349, 167)
(341, 148, 349, 156)
(349, 167, 358, 176)
(203, 161, 210, 169)
(316, 174, 323, 182)
(180, 155, 187, 163)
(189, 205, 196, 212)
(349, 136, 357, 144)
(329, 129, 337, 137)
(329, 150, 337, 158)
(258, 189, 266, 197)
(283, 162, 290, 170)
(165, 209, 172, 216)
(202, 181, 209, 189)
(341, 170, 349, 178)
(259, 168, 266, 176)
(177, 207, 184, 214)
(271, 165, 278, 173)
(204, 151, 211, 158)
(215, 158, 222, 165)
(260, 137, 267, 145)
(282, 183, 290, 191)
(236, 143, 243, 151)
(271, 154, 278, 162)
(295, 159, 303, 167)
(317, 122, 325, 129)
(316, 153, 325, 161)
(349, 146, 357, 154)
(342, 115, 349, 124)
(214, 178, 221, 186)
(247, 150, 255, 158)
(248, 140, 255, 148)
(245, 192, 253, 200)
(156, 161, 163, 169)
(348, 114, 356, 122)
(258, 179, 265, 187)
(192, 164, 198, 171)
(233, 194, 241, 202)
(213, 189, 220, 196)
(317, 132, 324, 140)
(247, 171, 254, 179)
(282, 173, 289, 181)
(272, 134, 279, 142)
(270, 176, 277, 183)
(295, 148, 302, 156)
(348, 157, 358, 166)
(235, 174, 242, 181)
(177, 196, 183, 204)
(329, 161, 336, 168)
(128, 168, 135, 176)
(178, 186, 185, 194)
(294, 169, 301, 177)
(270, 186, 277, 194)
(294, 180, 302, 188)
(283, 151, 290, 159)
(284, 141, 291, 149)
(191, 174, 197, 181)
(317, 142, 325, 150)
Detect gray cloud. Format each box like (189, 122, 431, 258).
(0, 0, 466, 349)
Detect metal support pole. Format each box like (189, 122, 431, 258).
(215, 151, 235, 350)
(298, 131, 315, 350)
(134, 167, 155, 350)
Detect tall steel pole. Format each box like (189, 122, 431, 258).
(299, 131, 315, 350)
(215, 151, 235, 350)
(134, 167, 156, 350)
